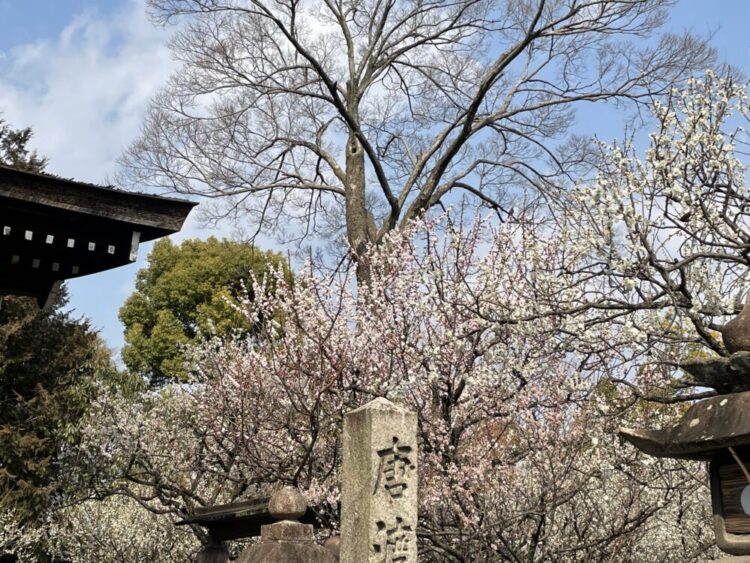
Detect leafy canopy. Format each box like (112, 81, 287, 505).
(119, 237, 289, 386)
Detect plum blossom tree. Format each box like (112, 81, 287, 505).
(66, 384, 249, 539)
(187, 214, 717, 561)
(47, 495, 198, 563)
(0, 509, 43, 562)
(563, 71, 750, 401)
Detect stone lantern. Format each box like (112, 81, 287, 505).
(620, 297, 750, 559)
(179, 487, 339, 563)
(236, 487, 338, 563)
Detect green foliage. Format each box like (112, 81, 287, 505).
(0, 119, 47, 172)
(0, 291, 123, 521)
(119, 237, 289, 386)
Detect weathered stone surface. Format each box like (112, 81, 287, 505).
(723, 295, 750, 354)
(679, 352, 750, 394)
(324, 536, 340, 558)
(260, 520, 315, 543)
(268, 486, 307, 520)
(341, 397, 418, 563)
(620, 390, 750, 460)
(237, 542, 336, 562)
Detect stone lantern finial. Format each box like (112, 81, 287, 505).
(268, 486, 307, 520)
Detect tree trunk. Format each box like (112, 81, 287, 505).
(345, 131, 372, 284)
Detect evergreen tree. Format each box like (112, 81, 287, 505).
(0, 290, 119, 520)
(0, 119, 47, 173)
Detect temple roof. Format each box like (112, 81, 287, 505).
(0, 164, 196, 305)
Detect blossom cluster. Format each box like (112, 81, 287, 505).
(189, 213, 717, 561)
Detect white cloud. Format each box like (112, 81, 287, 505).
(0, 0, 175, 183)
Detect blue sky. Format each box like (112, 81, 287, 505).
(0, 1, 121, 47)
(1, 0, 750, 357)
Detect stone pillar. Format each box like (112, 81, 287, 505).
(341, 398, 418, 563)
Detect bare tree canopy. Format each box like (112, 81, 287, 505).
(121, 0, 715, 269)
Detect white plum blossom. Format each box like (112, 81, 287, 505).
(47, 495, 198, 563)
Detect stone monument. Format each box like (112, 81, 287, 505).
(341, 397, 418, 563)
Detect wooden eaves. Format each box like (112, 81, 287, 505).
(0, 164, 197, 305)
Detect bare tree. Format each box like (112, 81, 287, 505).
(121, 0, 714, 278)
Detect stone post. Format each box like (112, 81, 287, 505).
(341, 398, 418, 563)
